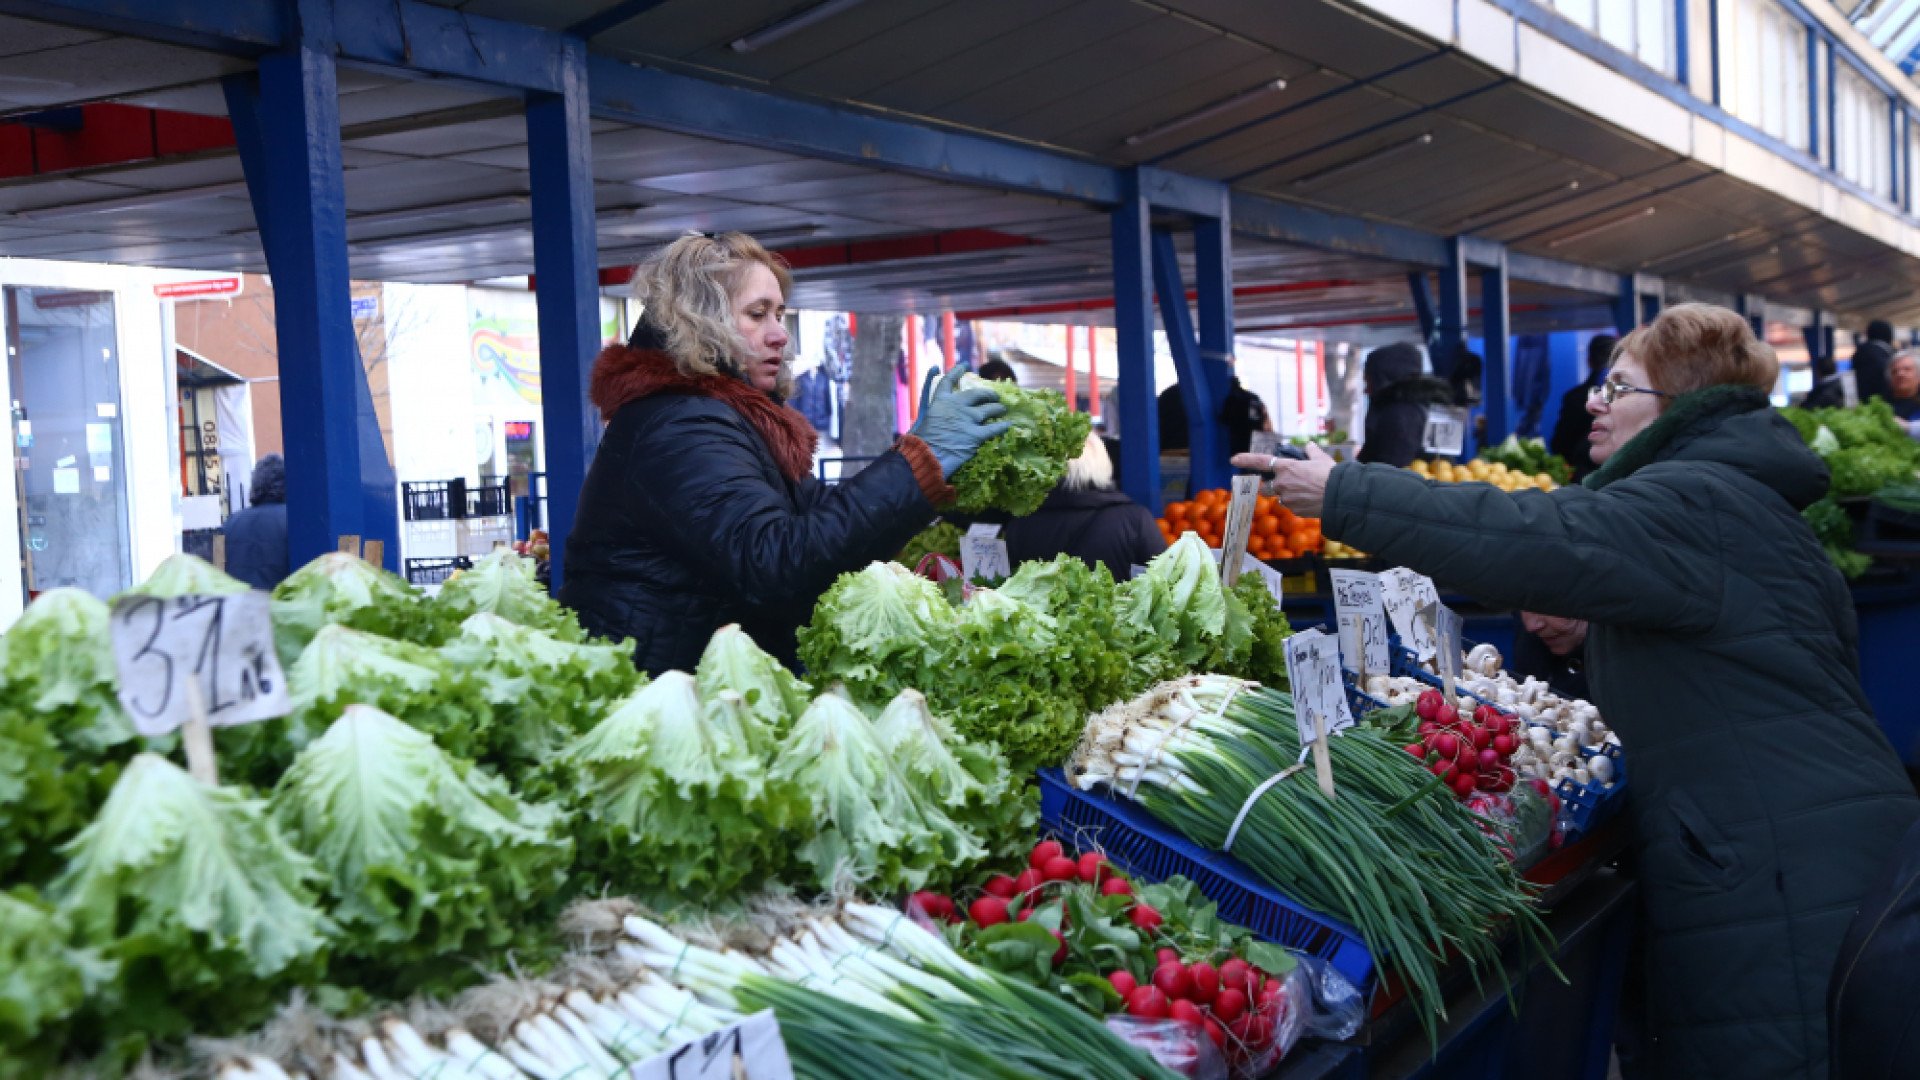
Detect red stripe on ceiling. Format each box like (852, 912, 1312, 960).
(1, 104, 234, 177)
(954, 279, 1371, 321)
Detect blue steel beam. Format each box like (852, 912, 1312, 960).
(1480, 256, 1513, 443)
(1152, 228, 1230, 493)
(1112, 175, 1160, 512)
(231, 0, 396, 567)
(1434, 237, 1468, 377)
(1194, 211, 1237, 483)
(525, 38, 600, 592)
(1408, 272, 1438, 345)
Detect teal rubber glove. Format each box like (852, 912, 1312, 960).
(911, 364, 1011, 478)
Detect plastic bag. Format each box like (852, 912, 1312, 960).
(1105, 1016, 1228, 1080)
(1464, 786, 1555, 868)
(1107, 964, 1327, 1079)
(1293, 956, 1366, 1041)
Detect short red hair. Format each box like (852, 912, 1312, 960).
(1616, 303, 1779, 401)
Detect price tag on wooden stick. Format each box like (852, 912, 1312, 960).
(1218, 474, 1262, 586)
(630, 1010, 795, 1080)
(1329, 568, 1389, 677)
(1285, 629, 1353, 800)
(110, 592, 290, 739)
(960, 523, 1010, 583)
(1379, 568, 1437, 662)
(1426, 601, 1465, 702)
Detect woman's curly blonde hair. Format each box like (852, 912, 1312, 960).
(631, 231, 795, 399)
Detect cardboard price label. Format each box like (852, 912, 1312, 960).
(1378, 568, 1437, 662)
(1423, 600, 1465, 701)
(960, 524, 1010, 583)
(1283, 629, 1354, 748)
(1421, 406, 1468, 457)
(110, 592, 290, 738)
(1328, 569, 1389, 676)
(630, 1011, 795, 1080)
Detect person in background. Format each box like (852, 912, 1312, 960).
(1885, 351, 1920, 423)
(1002, 432, 1165, 580)
(1549, 334, 1615, 481)
(1798, 350, 1849, 411)
(1506, 610, 1591, 702)
(975, 357, 1017, 383)
(1156, 383, 1191, 451)
(222, 454, 289, 590)
(1852, 319, 1896, 405)
(1219, 374, 1272, 455)
(1356, 342, 1453, 467)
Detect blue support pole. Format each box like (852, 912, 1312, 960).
(1613, 275, 1641, 336)
(1480, 255, 1513, 444)
(1112, 174, 1161, 512)
(525, 37, 599, 593)
(1737, 294, 1767, 339)
(226, 1, 396, 569)
(1194, 213, 1236, 481)
(1408, 272, 1437, 348)
(1434, 238, 1467, 377)
(1152, 229, 1230, 493)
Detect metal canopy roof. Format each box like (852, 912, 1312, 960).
(0, 1, 1914, 332)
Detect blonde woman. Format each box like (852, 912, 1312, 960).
(1244, 303, 1917, 1079)
(561, 232, 1007, 674)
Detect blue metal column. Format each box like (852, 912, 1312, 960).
(1151, 229, 1229, 492)
(1804, 312, 1834, 371)
(1112, 173, 1161, 511)
(1194, 213, 1237, 480)
(1737, 294, 1767, 339)
(525, 37, 599, 593)
(1613, 275, 1641, 336)
(1480, 253, 1513, 443)
(225, 1, 395, 568)
(1408, 272, 1437, 349)
(1434, 237, 1468, 377)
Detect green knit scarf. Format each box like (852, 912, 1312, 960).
(1582, 384, 1773, 491)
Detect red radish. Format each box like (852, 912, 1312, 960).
(1473, 704, 1496, 726)
(1218, 958, 1250, 994)
(1109, 970, 1138, 997)
(1129, 904, 1164, 932)
(1484, 712, 1511, 737)
(1450, 771, 1478, 797)
(1203, 1019, 1226, 1051)
(1431, 731, 1460, 759)
(1050, 929, 1066, 966)
(1213, 987, 1249, 1023)
(1155, 947, 1181, 966)
(1417, 720, 1439, 738)
(1076, 852, 1109, 884)
(1469, 725, 1493, 750)
(1012, 869, 1044, 897)
(1041, 856, 1080, 883)
(908, 892, 954, 921)
(1126, 985, 1171, 1019)
(1015, 907, 1032, 922)
(1416, 690, 1442, 720)
(1189, 961, 1220, 1004)
(1029, 840, 1064, 869)
(1244, 1014, 1275, 1048)
(1477, 747, 1500, 770)
(1169, 999, 1205, 1026)
(1404, 743, 1426, 758)
(1549, 829, 1566, 849)
(1152, 962, 1193, 1001)
(1486, 766, 1515, 793)
(1435, 703, 1460, 728)
(1428, 759, 1453, 780)
(1100, 877, 1133, 898)
(968, 897, 1009, 927)
(1492, 733, 1516, 757)
(1529, 778, 1552, 797)
(1258, 978, 1286, 1006)
(982, 875, 1017, 899)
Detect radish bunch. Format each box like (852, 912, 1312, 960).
(1110, 952, 1295, 1069)
(1404, 690, 1523, 799)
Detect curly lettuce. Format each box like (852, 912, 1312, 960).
(119, 554, 249, 599)
(895, 521, 964, 570)
(0, 589, 139, 760)
(869, 690, 1029, 886)
(950, 376, 1093, 517)
(1217, 572, 1293, 687)
(997, 556, 1141, 714)
(0, 889, 115, 1072)
(272, 706, 572, 995)
(1118, 533, 1251, 675)
(696, 625, 811, 742)
(1782, 399, 1920, 497)
(432, 550, 585, 641)
(440, 613, 642, 776)
(797, 561, 954, 699)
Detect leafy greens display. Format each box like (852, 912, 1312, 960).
(948, 375, 1094, 517)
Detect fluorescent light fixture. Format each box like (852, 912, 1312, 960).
(1450, 180, 1581, 231)
(12, 181, 250, 219)
(1289, 133, 1433, 189)
(731, 0, 870, 52)
(347, 194, 531, 226)
(1546, 206, 1656, 248)
(1125, 79, 1288, 147)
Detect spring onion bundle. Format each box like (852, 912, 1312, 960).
(1071, 675, 1554, 1039)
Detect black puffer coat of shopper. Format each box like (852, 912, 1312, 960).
(1002, 486, 1166, 581)
(1322, 385, 1919, 1079)
(560, 341, 950, 676)
(1358, 343, 1455, 467)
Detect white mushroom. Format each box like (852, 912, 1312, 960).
(1589, 755, 1616, 784)
(1573, 767, 1592, 786)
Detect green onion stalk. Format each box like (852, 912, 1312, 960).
(1071, 675, 1557, 1044)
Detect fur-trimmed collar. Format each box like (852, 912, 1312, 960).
(1583, 385, 1771, 491)
(589, 344, 818, 483)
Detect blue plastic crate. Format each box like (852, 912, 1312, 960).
(1555, 742, 1627, 841)
(1036, 768, 1377, 993)
(1345, 678, 1391, 717)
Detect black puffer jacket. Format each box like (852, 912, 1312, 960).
(1001, 486, 1166, 580)
(1359, 343, 1454, 467)
(560, 344, 949, 676)
(1325, 386, 1919, 1078)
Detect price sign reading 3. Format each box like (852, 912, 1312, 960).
(109, 592, 290, 737)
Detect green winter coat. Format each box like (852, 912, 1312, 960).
(1323, 386, 1918, 1079)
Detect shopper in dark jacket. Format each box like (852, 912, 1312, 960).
(560, 232, 1007, 675)
(1829, 816, 1920, 1080)
(1003, 433, 1165, 580)
(222, 454, 289, 590)
(1242, 303, 1919, 1079)
(1853, 319, 1896, 405)
(1357, 342, 1453, 467)
(1549, 334, 1615, 480)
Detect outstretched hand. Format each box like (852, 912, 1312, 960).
(1231, 442, 1337, 517)
(912, 363, 1011, 478)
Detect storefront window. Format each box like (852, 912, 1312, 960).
(1549, 0, 1675, 77)
(5, 286, 131, 601)
(1725, 0, 1811, 151)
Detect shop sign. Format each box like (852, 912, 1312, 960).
(154, 276, 243, 300)
(350, 295, 378, 320)
(33, 289, 111, 310)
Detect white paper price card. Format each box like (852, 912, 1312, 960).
(630, 1010, 795, 1080)
(1328, 569, 1389, 675)
(1283, 630, 1354, 748)
(960, 523, 1010, 582)
(1421, 406, 1468, 457)
(1427, 601, 1465, 700)
(110, 592, 290, 737)
(1378, 568, 1437, 662)
(1208, 548, 1285, 603)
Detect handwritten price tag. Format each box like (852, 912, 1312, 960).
(629, 1011, 795, 1080)
(1421, 406, 1468, 456)
(1283, 629, 1354, 748)
(1328, 569, 1389, 676)
(1430, 601, 1465, 701)
(1378, 568, 1437, 662)
(109, 592, 289, 737)
(960, 524, 1010, 583)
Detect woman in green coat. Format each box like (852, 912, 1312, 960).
(1243, 303, 1917, 1079)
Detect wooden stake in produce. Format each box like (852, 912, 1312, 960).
(362, 538, 384, 567)
(211, 533, 227, 571)
(337, 534, 361, 555)
(181, 679, 219, 787)
(1311, 708, 1335, 800)
(1219, 474, 1262, 585)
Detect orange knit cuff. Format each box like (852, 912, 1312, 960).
(897, 435, 957, 507)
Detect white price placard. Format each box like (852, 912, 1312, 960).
(1208, 548, 1285, 603)
(1421, 406, 1468, 457)
(960, 523, 1010, 582)
(109, 592, 289, 737)
(1283, 629, 1353, 748)
(1841, 371, 1860, 409)
(1425, 601, 1465, 700)
(1328, 568, 1389, 675)
(1378, 568, 1437, 662)
(629, 1011, 795, 1080)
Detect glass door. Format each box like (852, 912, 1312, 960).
(6, 286, 131, 601)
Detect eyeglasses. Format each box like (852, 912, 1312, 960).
(1588, 376, 1671, 406)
